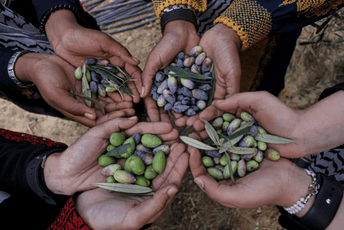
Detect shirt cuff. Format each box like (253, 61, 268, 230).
(214, 0, 272, 51)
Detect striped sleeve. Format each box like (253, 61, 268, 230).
(214, 0, 344, 50)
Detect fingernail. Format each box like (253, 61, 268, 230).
(217, 100, 225, 103)
(84, 113, 95, 119)
(167, 187, 177, 197)
(128, 116, 137, 120)
(132, 56, 139, 62)
(141, 86, 145, 97)
(194, 178, 204, 191)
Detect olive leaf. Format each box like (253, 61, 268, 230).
(203, 119, 220, 145)
(107, 143, 131, 157)
(207, 71, 215, 106)
(70, 92, 105, 115)
(180, 136, 217, 151)
(92, 183, 154, 195)
(228, 146, 256, 154)
(165, 65, 212, 81)
(81, 75, 92, 107)
(255, 133, 295, 144)
(223, 121, 255, 143)
(225, 151, 235, 184)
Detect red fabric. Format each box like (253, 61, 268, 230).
(47, 197, 92, 230)
(0, 129, 67, 147)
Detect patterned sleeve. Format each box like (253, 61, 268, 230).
(214, 0, 344, 50)
(151, 0, 207, 20)
(0, 129, 68, 203)
(47, 197, 92, 230)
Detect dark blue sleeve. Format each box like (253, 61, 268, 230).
(0, 48, 20, 89)
(31, 0, 100, 32)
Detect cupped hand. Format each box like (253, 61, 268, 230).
(76, 143, 189, 230)
(44, 116, 180, 196)
(187, 132, 311, 209)
(19, 53, 134, 127)
(140, 20, 200, 100)
(215, 91, 303, 158)
(173, 23, 242, 131)
(45, 10, 141, 102)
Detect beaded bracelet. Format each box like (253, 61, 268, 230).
(39, 4, 80, 34)
(7, 50, 35, 88)
(161, 4, 196, 17)
(283, 169, 320, 215)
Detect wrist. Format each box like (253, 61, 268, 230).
(212, 23, 242, 50)
(45, 9, 79, 47)
(14, 52, 49, 84)
(43, 152, 67, 195)
(279, 167, 314, 210)
(164, 20, 198, 37)
(161, 8, 197, 34)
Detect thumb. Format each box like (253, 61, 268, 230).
(134, 185, 177, 225)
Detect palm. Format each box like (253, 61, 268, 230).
(174, 24, 242, 130)
(76, 143, 188, 230)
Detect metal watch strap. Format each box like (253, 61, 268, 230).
(7, 50, 34, 88)
(26, 153, 57, 205)
(160, 9, 197, 34)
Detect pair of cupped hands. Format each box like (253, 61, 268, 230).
(35, 16, 310, 229)
(48, 93, 309, 230)
(27, 16, 242, 129)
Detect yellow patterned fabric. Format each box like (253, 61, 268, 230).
(151, 0, 207, 20)
(214, 0, 272, 51)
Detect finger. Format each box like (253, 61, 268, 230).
(123, 122, 173, 136)
(131, 185, 178, 226)
(215, 92, 261, 115)
(124, 63, 142, 103)
(174, 116, 188, 128)
(104, 101, 133, 112)
(55, 90, 97, 120)
(141, 51, 162, 97)
(198, 105, 223, 123)
(158, 128, 179, 142)
(106, 92, 127, 103)
(144, 96, 161, 122)
(88, 116, 138, 139)
(187, 133, 207, 178)
(103, 35, 139, 66)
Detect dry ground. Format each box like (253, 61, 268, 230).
(0, 4, 343, 230)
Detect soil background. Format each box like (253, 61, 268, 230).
(1, 2, 344, 230)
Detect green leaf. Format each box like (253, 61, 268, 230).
(228, 146, 256, 154)
(107, 143, 131, 157)
(180, 136, 217, 151)
(204, 137, 214, 146)
(92, 183, 154, 194)
(82, 75, 92, 107)
(224, 121, 255, 143)
(90, 65, 133, 96)
(254, 133, 295, 144)
(207, 71, 215, 106)
(165, 65, 212, 81)
(224, 151, 235, 184)
(203, 119, 219, 145)
(70, 92, 105, 115)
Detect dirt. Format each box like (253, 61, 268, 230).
(0, 3, 343, 230)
